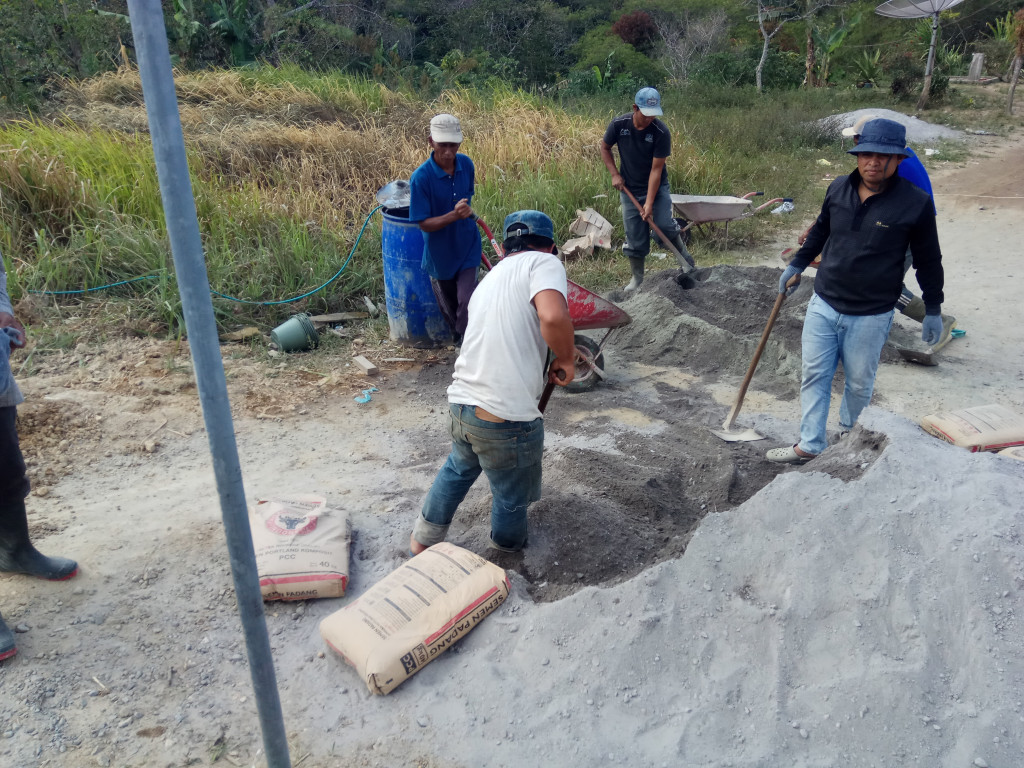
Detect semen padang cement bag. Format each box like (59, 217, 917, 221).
(569, 208, 613, 250)
(320, 542, 509, 695)
(997, 446, 1024, 462)
(249, 495, 351, 601)
(920, 404, 1024, 452)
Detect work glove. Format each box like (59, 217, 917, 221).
(921, 312, 943, 345)
(778, 265, 803, 297)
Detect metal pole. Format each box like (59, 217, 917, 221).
(917, 11, 940, 110)
(124, 2, 291, 766)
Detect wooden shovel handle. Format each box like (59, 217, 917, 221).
(722, 275, 800, 430)
(621, 187, 688, 266)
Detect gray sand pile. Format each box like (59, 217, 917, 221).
(819, 108, 965, 145)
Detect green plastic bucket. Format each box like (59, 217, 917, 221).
(270, 314, 319, 352)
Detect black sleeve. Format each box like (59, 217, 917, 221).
(602, 119, 618, 147)
(789, 186, 834, 270)
(909, 203, 944, 310)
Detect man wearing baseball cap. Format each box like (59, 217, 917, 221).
(409, 113, 482, 345)
(410, 210, 575, 555)
(767, 118, 946, 465)
(600, 86, 695, 291)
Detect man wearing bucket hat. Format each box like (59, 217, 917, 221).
(410, 210, 575, 554)
(795, 113, 956, 361)
(767, 118, 946, 465)
(600, 86, 695, 291)
(0, 253, 78, 661)
(409, 113, 482, 345)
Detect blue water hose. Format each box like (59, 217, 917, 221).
(29, 204, 384, 305)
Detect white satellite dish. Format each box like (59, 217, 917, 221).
(875, 0, 968, 109)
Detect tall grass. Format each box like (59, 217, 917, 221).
(0, 66, 915, 334)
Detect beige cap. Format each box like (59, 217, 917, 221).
(842, 114, 879, 138)
(429, 113, 463, 143)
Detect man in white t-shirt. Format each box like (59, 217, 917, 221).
(410, 210, 576, 554)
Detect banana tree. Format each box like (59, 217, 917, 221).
(810, 13, 860, 85)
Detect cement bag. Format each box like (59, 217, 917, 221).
(920, 404, 1024, 452)
(320, 542, 509, 695)
(997, 446, 1024, 462)
(569, 208, 613, 250)
(249, 495, 351, 601)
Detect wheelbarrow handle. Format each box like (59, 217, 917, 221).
(741, 191, 765, 200)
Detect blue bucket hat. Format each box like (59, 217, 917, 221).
(634, 87, 663, 116)
(847, 118, 909, 157)
(503, 210, 555, 243)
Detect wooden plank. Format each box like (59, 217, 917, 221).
(307, 312, 369, 324)
(352, 355, 379, 375)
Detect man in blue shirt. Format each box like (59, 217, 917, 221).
(1, 253, 78, 661)
(409, 113, 482, 345)
(600, 87, 695, 291)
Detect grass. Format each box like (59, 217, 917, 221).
(0, 67, 1013, 338)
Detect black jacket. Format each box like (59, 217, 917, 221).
(791, 170, 944, 315)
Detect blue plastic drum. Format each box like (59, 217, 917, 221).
(380, 211, 450, 347)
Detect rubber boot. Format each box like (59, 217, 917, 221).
(670, 234, 696, 270)
(0, 611, 16, 661)
(623, 257, 645, 292)
(0, 499, 78, 581)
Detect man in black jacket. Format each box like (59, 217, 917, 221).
(767, 118, 945, 465)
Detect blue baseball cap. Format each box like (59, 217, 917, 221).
(634, 87, 663, 116)
(847, 118, 909, 157)
(503, 210, 555, 243)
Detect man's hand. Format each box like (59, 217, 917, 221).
(549, 358, 575, 386)
(641, 200, 654, 221)
(921, 313, 943, 345)
(610, 173, 625, 191)
(0, 312, 25, 348)
(779, 265, 803, 297)
(453, 198, 473, 219)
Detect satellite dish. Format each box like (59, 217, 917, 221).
(875, 0, 968, 109)
(875, 0, 966, 19)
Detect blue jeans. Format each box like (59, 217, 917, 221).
(798, 294, 894, 455)
(414, 404, 544, 551)
(620, 183, 689, 263)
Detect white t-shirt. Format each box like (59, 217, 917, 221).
(447, 250, 568, 422)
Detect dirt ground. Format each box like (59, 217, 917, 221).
(1, 129, 1022, 768)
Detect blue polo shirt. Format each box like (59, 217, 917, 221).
(408, 153, 481, 280)
(898, 147, 936, 215)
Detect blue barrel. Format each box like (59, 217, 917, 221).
(380, 212, 451, 347)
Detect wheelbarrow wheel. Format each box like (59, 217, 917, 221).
(566, 334, 605, 393)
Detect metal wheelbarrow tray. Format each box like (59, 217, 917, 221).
(670, 191, 792, 246)
(563, 279, 632, 392)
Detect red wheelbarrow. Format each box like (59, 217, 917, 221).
(475, 216, 631, 393)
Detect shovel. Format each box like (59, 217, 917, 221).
(621, 187, 697, 289)
(711, 273, 800, 442)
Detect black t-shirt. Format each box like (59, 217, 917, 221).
(602, 113, 671, 196)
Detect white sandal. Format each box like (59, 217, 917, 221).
(766, 444, 816, 465)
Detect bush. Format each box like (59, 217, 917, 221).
(887, 49, 949, 102)
(691, 47, 805, 91)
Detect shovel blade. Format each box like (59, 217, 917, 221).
(709, 425, 765, 442)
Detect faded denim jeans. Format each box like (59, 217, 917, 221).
(798, 293, 894, 455)
(414, 403, 544, 551)
(620, 182, 690, 264)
